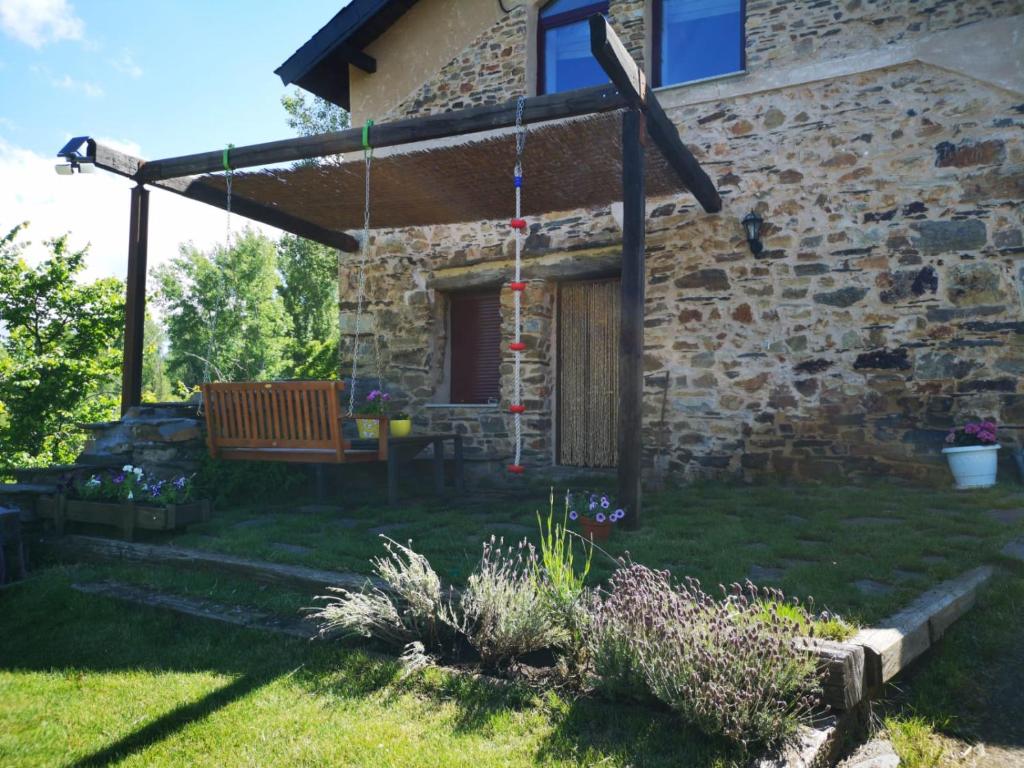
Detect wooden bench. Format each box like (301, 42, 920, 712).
(201, 381, 388, 464)
(200, 381, 464, 504)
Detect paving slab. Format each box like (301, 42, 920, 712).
(1001, 538, 1024, 562)
(837, 737, 899, 768)
(749, 564, 784, 582)
(986, 508, 1024, 525)
(232, 518, 275, 530)
(297, 504, 345, 515)
(920, 554, 947, 565)
(784, 515, 808, 525)
(271, 542, 313, 556)
(367, 523, 408, 536)
(841, 516, 903, 527)
(853, 579, 894, 597)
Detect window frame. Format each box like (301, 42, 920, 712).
(536, 0, 610, 95)
(447, 289, 502, 406)
(651, 0, 747, 89)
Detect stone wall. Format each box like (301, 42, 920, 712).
(340, 1, 1024, 482)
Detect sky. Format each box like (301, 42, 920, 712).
(0, 0, 346, 281)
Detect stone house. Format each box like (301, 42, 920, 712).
(277, 0, 1024, 483)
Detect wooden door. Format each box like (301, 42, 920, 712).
(557, 279, 620, 467)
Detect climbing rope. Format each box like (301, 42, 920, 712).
(508, 97, 528, 474)
(347, 121, 384, 416)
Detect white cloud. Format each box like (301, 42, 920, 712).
(0, 116, 15, 133)
(111, 51, 142, 78)
(0, 0, 83, 48)
(0, 138, 280, 284)
(51, 72, 103, 98)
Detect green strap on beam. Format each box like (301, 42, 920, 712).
(222, 143, 235, 172)
(362, 120, 374, 151)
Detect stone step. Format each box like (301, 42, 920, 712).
(0, 483, 59, 496)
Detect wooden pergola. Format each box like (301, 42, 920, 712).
(59, 17, 721, 524)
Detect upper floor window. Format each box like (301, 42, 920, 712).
(538, 0, 610, 95)
(653, 0, 745, 88)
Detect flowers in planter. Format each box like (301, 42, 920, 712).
(75, 465, 194, 505)
(566, 490, 626, 525)
(945, 420, 998, 447)
(356, 389, 391, 416)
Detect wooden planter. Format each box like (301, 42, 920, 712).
(36, 495, 212, 541)
(578, 516, 612, 541)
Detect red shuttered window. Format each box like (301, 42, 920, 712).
(449, 291, 501, 404)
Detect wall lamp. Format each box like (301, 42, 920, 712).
(742, 211, 765, 257)
(54, 135, 96, 175)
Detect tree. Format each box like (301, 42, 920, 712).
(281, 88, 350, 137)
(153, 230, 290, 387)
(0, 224, 124, 469)
(142, 313, 172, 402)
(277, 235, 340, 379)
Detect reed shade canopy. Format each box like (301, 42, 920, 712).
(195, 111, 686, 230)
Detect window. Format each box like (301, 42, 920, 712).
(449, 291, 501, 404)
(653, 0, 745, 88)
(538, 0, 610, 95)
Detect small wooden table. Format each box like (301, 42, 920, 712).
(351, 434, 465, 505)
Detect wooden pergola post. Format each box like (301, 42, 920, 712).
(618, 109, 646, 528)
(121, 183, 149, 415)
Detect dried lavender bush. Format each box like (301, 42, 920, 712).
(310, 537, 454, 655)
(588, 565, 821, 751)
(458, 536, 568, 671)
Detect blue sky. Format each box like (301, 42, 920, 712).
(0, 0, 348, 279)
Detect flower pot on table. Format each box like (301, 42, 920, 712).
(356, 418, 380, 439)
(579, 515, 612, 541)
(390, 419, 412, 437)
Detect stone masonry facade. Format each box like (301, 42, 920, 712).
(341, 0, 1024, 482)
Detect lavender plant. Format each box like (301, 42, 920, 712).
(310, 537, 454, 655)
(458, 536, 568, 670)
(595, 566, 820, 750)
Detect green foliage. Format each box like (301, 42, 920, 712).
(281, 88, 351, 137)
(0, 223, 123, 470)
(153, 229, 290, 387)
(142, 313, 173, 401)
(276, 234, 339, 379)
(191, 453, 306, 507)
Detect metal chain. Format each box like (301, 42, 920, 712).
(204, 168, 232, 384)
(347, 145, 374, 415)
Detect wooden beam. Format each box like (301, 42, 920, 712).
(134, 84, 626, 181)
(121, 184, 148, 415)
(589, 14, 722, 214)
(89, 141, 359, 252)
(618, 109, 645, 529)
(338, 43, 376, 74)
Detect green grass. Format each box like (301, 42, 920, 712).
(0, 569, 739, 768)
(161, 479, 1024, 626)
(879, 563, 1024, 767)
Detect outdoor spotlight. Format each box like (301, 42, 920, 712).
(55, 163, 74, 176)
(742, 211, 765, 257)
(77, 160, 96, 173)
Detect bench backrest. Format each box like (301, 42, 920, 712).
(201, 381, 346, 453)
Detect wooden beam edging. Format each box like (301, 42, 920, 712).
(799, 565, 995, 715)
(86, 141, 360, 253)
(133, 84, 626, 182)
(45, 534, 383, 595)
(588, 14, 722, 214)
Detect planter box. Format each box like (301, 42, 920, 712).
(36, 495, 212, 541)
(941, 444, 1000, 489)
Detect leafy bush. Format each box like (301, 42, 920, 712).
(459, 537, 567, 671)
(588, 565, 820, 750)
(192, 454, 306, 506)
(311, 537, 454, 655)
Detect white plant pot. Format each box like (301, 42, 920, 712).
(941, 444, 1000, 489)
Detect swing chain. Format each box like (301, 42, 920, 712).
(347, 123, 378, 416)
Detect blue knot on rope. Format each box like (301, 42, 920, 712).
(514, 175, 522, 188)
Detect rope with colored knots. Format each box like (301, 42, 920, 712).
(508, 97, 527, 474)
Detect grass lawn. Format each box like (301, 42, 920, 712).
(163, 479, 1024, 626)
(0, 568, 736, 768)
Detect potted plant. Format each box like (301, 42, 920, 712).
(355, 389, 390, 439)
(942, 420, 1000, 489)
(390, 412, 412, 438)
(566, 490, 626, 541)
(37, 465, 210, 540)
